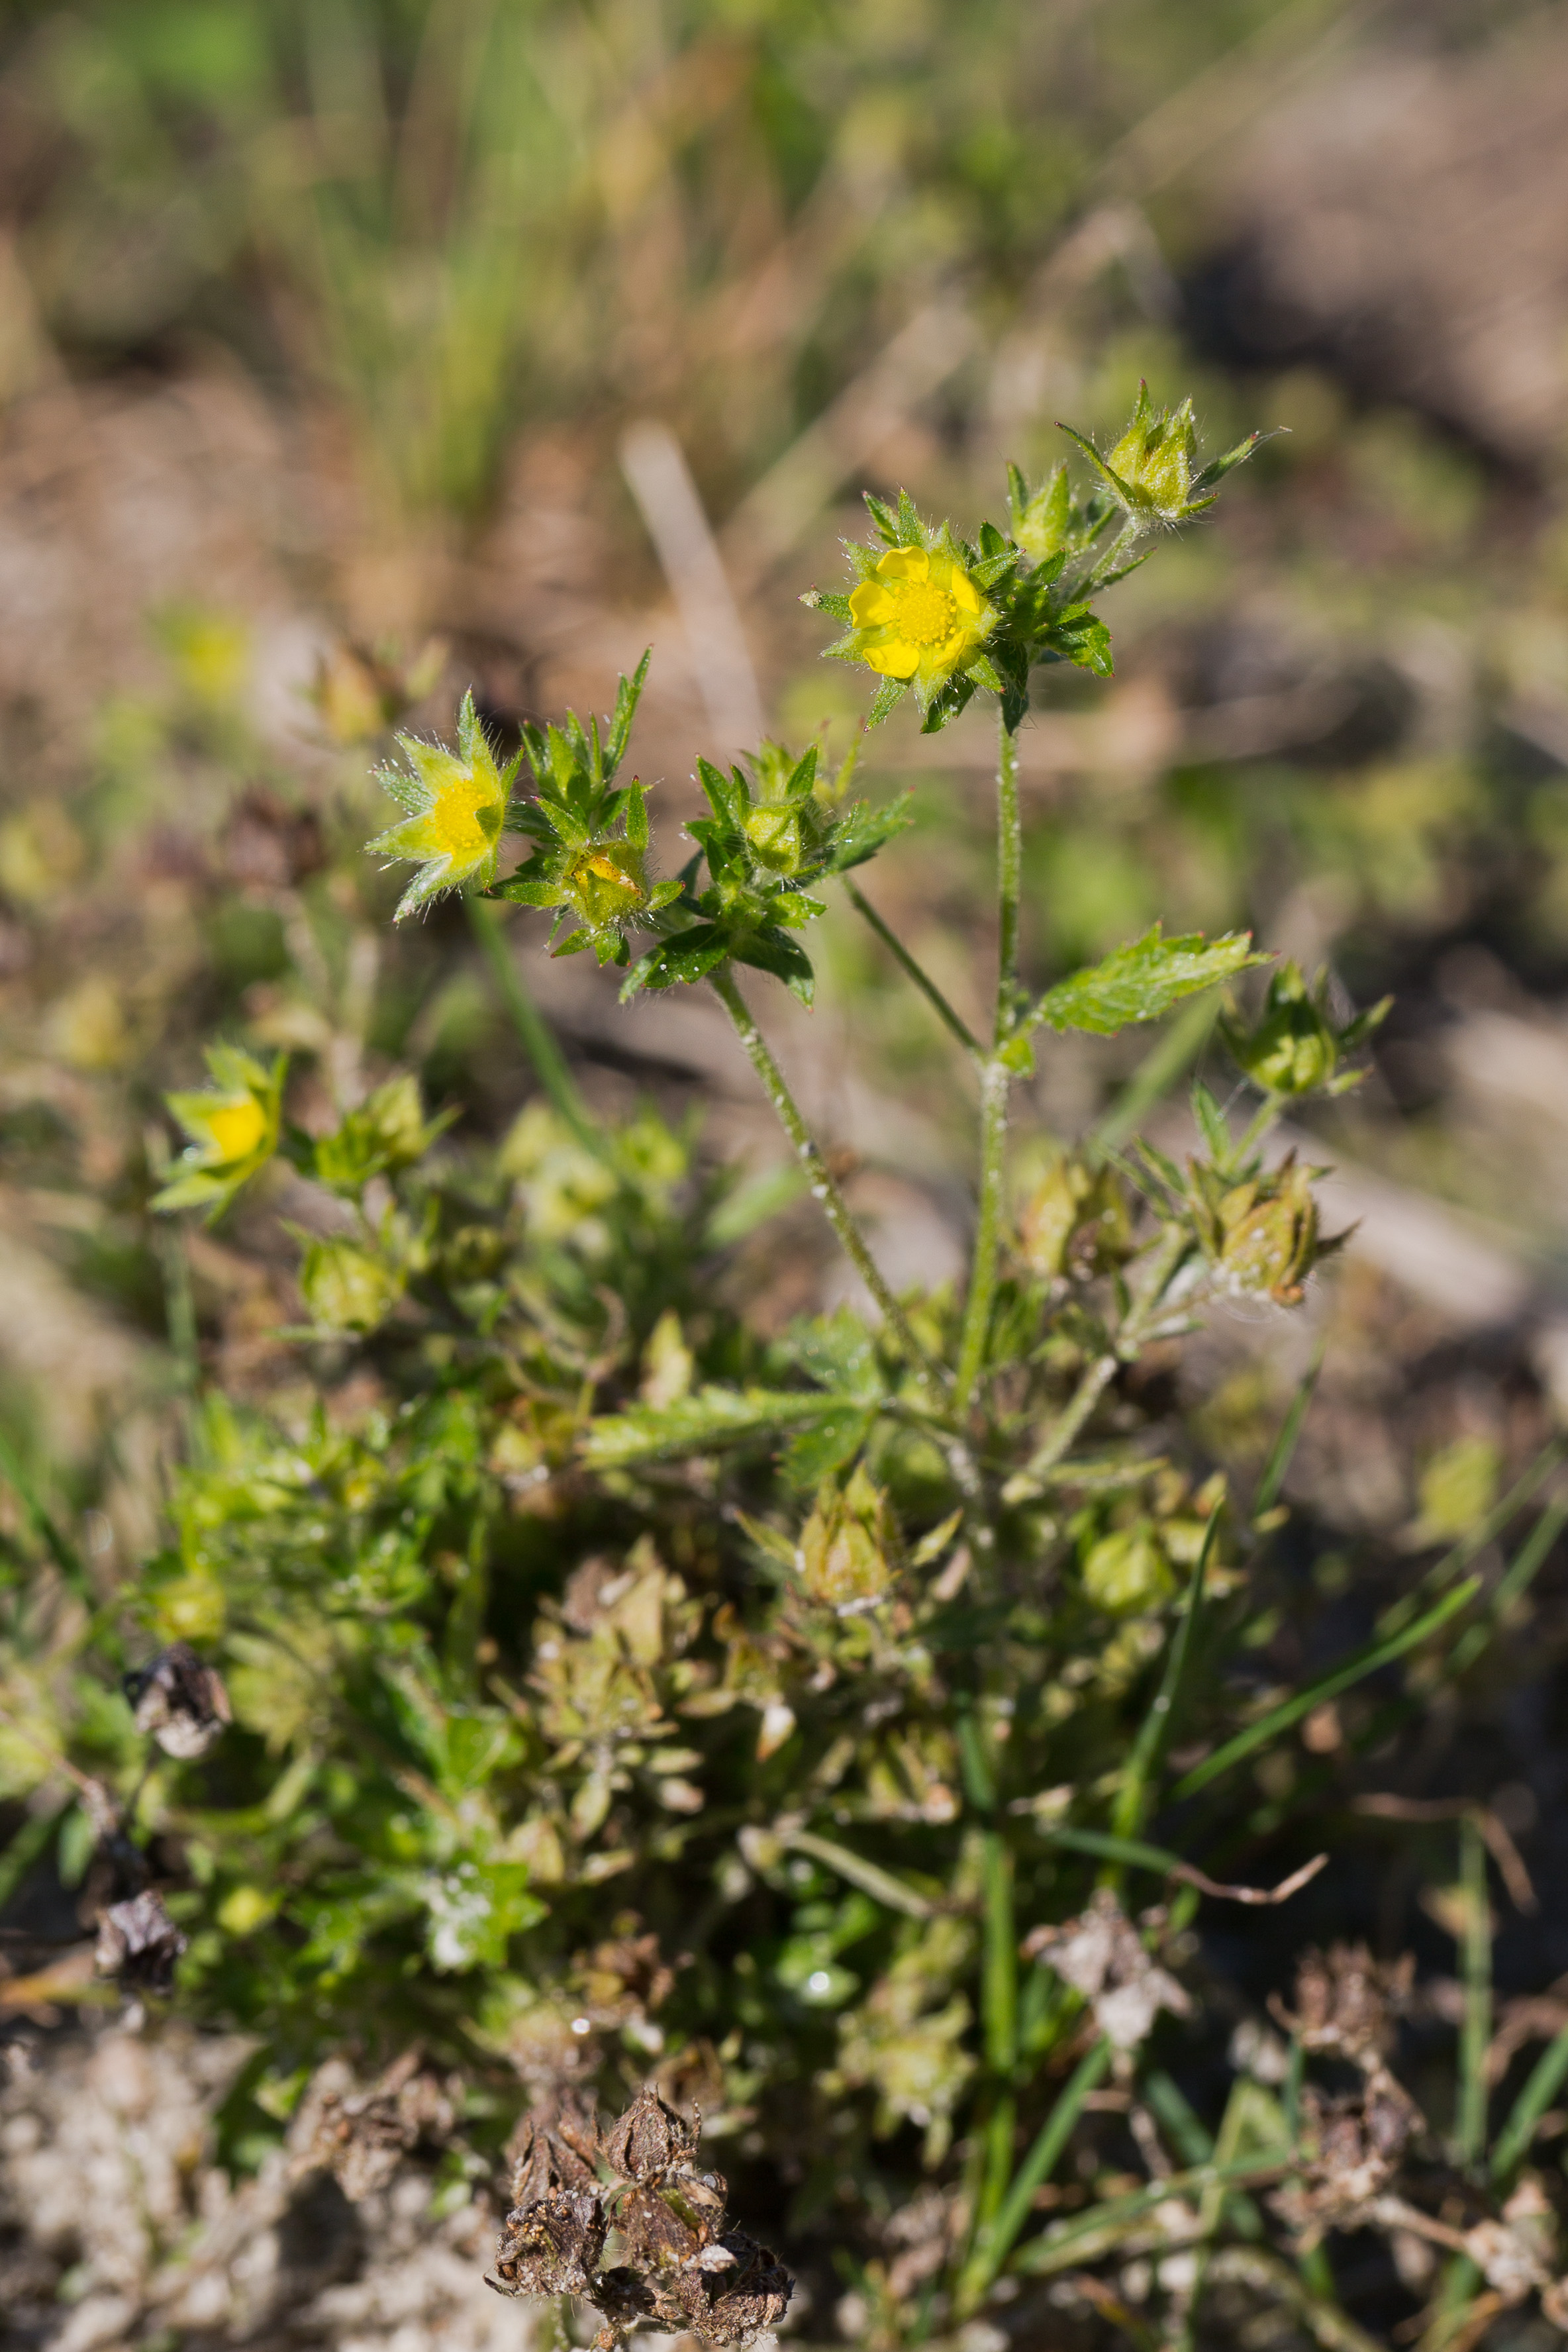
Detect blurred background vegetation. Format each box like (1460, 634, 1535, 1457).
(6, 0, 1568, 2256)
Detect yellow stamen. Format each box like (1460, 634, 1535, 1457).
(428, 778, 491, 863)
(206, 1099, 268, 1163)
(891, 581, 959, 647)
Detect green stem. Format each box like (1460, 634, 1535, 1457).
(709, 965, 946, 1388)
(954, 1059, 1010, 1414)
(995, 710, 1022, 999)
(845, 881, 983, 1063)
(468, 897, 607, 1163)
(1015, 1222, 1191, 1489)
(1457, 1814, 1491, 2169)
(953, 714, 1024, 1416)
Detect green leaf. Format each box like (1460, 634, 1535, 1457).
(421, 1859, 544, 1973)
(582, 1385, 863, 1469)
(821, 793, 914, 875)
(1032, 926, 1263, 1037)
(801, 588, 854, 622)
(734, 924, 816, 1006)
(620, 925, 731, 999)
(865, 676, 908, 727)
(1036, 605, 1112, 678)
(783, 1406, 876, 1487)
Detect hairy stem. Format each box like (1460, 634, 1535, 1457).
(1019, 1222, 1193, 1487)
(709, 965, 946, 1387)
(844, 880, 983, 1062)
(953, 713, 1024, 1416)
(468, 897, 607, 1162)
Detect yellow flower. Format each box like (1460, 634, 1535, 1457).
(154, 1044, 285, 1220)
(844, 545, 995, 698)
(368, 689, 514, 919)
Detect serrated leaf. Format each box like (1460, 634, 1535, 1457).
(734, 924, 816, 1005)
(582, 1385, 863, 1469)
(1032, 926, 1264, 1038)
(1038, 607, 1113, 678)
(820, 793, 915, 875)
(783, 1407, 875, 1488)
(620, 924, 731, 999)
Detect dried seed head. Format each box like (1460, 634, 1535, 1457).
(94, 1889, 187, 1993)
(678, 2230, 794, 2345)
(123, 1643, 232, 1761)
(510, 2096, 601, 2210)
(488, 2187, 607, 2298)
(1024, 1888, 1191, 2049)
(288, 2051, 456, 2202)
(1271, 1943, 1413, 2063)
(1270, 2075, 1418, 2237)
(489, 2084, 793, 2345)
(603, 2082, 698, 2180)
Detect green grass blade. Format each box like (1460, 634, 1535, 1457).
(1255, 1338, 1326, 1517)
(1010, 2148, 1296, 2275)
(958, 2037, 1112, 2308)
(1490, 2018, 1568, 2184)
(468, 897, 608, 1162)
(1446, 1496, 1568, 1679)
(1171, 1577, 1480, 1802)
(1113, 1506, 1219, 1840)
(1457, 1815, 1491, 2169)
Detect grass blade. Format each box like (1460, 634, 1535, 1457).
(1490, 2018, 1568, 2184)
(1113, 1506, 1218, 1840)
(957, 2037, 1113, 2308)
(1171, 1577, 1480, 1802)
(1255, 1338, 1326, 1517)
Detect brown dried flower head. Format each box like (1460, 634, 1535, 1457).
(94, 1888, 187, 1994)
(123, 1642, 232, 1761)
(1023, 1888, 1191, 2049)
(288, 2050, 456, 2203)
(1271, 1943, 1413, 2063)
(487, 2081, 791, 2347)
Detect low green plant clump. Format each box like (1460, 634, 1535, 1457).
(6, 386, 1568, 2352)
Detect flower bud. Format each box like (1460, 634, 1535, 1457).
(1221, 963, 1389, 1099)
(798, 1465, 900, 1610)
(1017, 1156, 1132, 1280)
(1202, 1156, 1326, 1306)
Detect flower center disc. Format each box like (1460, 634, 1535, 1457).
(430, 780, 489, 860)
(893, 581, 959, 647)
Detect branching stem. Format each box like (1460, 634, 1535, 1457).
(709, 965, 947, 1390)
(844, 881, 983, 1063)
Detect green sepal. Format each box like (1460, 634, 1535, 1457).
(769, 891, 826, 927)
(801, 588, 854, 621)
(866, 676, 909, 727)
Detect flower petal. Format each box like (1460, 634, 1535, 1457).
(849, 582, 895, 626)
(876, 547, 930, 585)
(862, 639, 921, 679)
